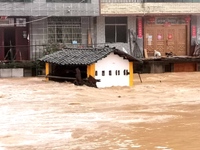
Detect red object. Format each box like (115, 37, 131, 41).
(185, 16, 191, 23)
(168, 34, 172, 39)
(138, 18, 143, 38)
(0, 16, 7, 20)
(148, 17, 155, 24)
(164, 21, 171, 27)
(192, 25, 196, 38)
(157, 34, 162, 40)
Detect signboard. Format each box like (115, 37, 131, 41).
(192, 25, 197, 38)
(0, 18, 14, 26)
(147, 17, 186, 25)
(16, 18, 26, 27)
(138, 17, 143, 38)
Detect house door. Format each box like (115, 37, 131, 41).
(174, 63, 196, 72)
(15, 27, 29, 60)
(4, 28, 15, 60)
(0, 28, 3, 60)
(144, 25, 187, 56)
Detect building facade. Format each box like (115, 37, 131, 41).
(0, 0, 99, 62)
(100, 0, 200, 72)
(2, 0, 200, 75)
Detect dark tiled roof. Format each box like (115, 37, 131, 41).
(39, 47, 142, 65)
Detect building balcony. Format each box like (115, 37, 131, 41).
(0, 0, 99, 16)
(101, 1, 200, 15)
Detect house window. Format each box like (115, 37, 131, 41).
(115, 70, 120, 76)
(109, 70, 112, 76)
(46, 0, 91, 2)
(105, 17, 127, 43)
(48, 17, 82, 44)
(16, 18, 26, 27)
(102, 71, 105, 76)
(118, 70, 120, 75)
(123, 70, 129, 75)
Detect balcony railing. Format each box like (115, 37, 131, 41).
(0, 0, 32, 2)
(101, 0, 200, 2)
(101, 0, 142, 2)
(144, 0, 200, 2)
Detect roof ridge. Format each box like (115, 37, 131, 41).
(40, 46, 142, 65)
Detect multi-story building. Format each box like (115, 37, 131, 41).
(2, 0, 200, 75)
(100, 0, 200, 72)
(0, 0, 99, 63)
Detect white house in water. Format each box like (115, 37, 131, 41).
(39, 47, 142, 88)
(95, 52, 131, 88)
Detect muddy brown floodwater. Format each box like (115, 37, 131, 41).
(0, 72, 200, 150)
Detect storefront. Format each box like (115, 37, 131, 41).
(143, 16, 191, 57)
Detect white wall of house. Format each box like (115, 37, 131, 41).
(95, 52, 130, 88)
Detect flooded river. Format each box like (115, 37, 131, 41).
(0, 72, 200, 150)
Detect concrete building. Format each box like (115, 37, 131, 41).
(100, 0, 200, 73)
(2, 0, 200, 76)
(0, 0, 99, 61)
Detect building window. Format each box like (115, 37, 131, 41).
(105, 17, 127, 43)
(48, 17, 82, 44)
(115, 70, 120, 76)
(123, 70, 129, 75)
(46, 0, 91, 2)
(16, 18, 26, 27)
(118, 70, 120, 75)
(109, 70, 112, 76)
(102, 71, 105, 76)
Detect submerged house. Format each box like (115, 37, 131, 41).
(39, 47, 142, 88)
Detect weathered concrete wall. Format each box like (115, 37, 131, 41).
(0, 0, 99, 16)
(150, 63, 164, 73)
(0, 68, 24, 78)
(101, 3, 200, 15)
(12, 68, 24, 77)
